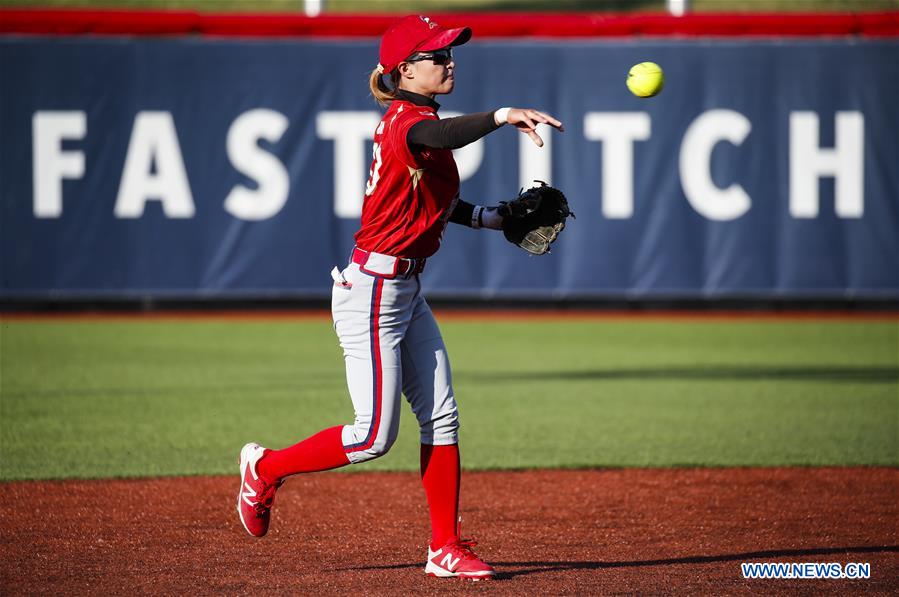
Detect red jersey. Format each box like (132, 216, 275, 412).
(355, 99, 460, 259)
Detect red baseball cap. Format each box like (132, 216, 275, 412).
(378, 15, 472, 74)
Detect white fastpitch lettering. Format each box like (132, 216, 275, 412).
(32, 111, 86, 218)
(114, 111, 195, 218)
(27, 108, 870, 223)
(583, 112, 651, 219)
(680, 109, 752, 221)
(224, 109, 290, 221)
(790, 111, 864, 218)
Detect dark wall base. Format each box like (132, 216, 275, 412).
(2, 296, 897, 313)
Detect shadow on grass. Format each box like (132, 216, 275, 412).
(334, 545, 899, 578)
(463, 365, 899, 384)
(8, 367, 895, 401)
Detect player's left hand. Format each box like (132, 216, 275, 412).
(504, 108, 564, 147)
(501, 181, 575, 255)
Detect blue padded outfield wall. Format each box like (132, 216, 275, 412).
(1, 37, 897, 300)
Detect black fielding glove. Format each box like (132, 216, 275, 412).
(500, 181, 575, 255)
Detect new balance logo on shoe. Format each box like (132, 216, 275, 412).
(440, 553, 461, 571)
(241, 482, 256, 506)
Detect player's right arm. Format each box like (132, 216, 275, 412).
(409, 108, 564, 150)
(407, 112, 499, 150)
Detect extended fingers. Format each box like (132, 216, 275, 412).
(508, 107, 562, 146)
(520, 114, 539, 132)
(527, 129, 544, 147)
(513, 120, 546, 147)
(524, 109, 564, 132)
(533, 110, 564, 131)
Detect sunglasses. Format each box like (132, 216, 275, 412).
(406, 48, 454, 66)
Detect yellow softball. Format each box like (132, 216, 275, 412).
(626, 62, 664, 98)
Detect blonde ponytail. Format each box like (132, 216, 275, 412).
(369, 66, 400, 107)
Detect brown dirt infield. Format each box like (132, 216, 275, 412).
(2, 468, 896, 595)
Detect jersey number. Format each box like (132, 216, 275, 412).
(365, 122, 385, 197)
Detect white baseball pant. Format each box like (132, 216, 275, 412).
(331, 261, 459, 464)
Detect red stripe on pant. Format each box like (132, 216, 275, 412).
(345, 276, 384, 453)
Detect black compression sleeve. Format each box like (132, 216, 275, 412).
(408, 112, 500, 150)
(449, 199, 476, 227)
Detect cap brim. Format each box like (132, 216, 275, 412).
(418, 26, 472, 52)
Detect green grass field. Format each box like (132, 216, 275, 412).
(0, 316, 896, 480)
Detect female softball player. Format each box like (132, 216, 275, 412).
(237, 14, 563, 580)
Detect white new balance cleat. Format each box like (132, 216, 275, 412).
(425, 538, 495, 580)
(236, 442, 281, 538)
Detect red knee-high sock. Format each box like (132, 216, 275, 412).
(420, 443, 461, 550)
(257, 426, 350, 482)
